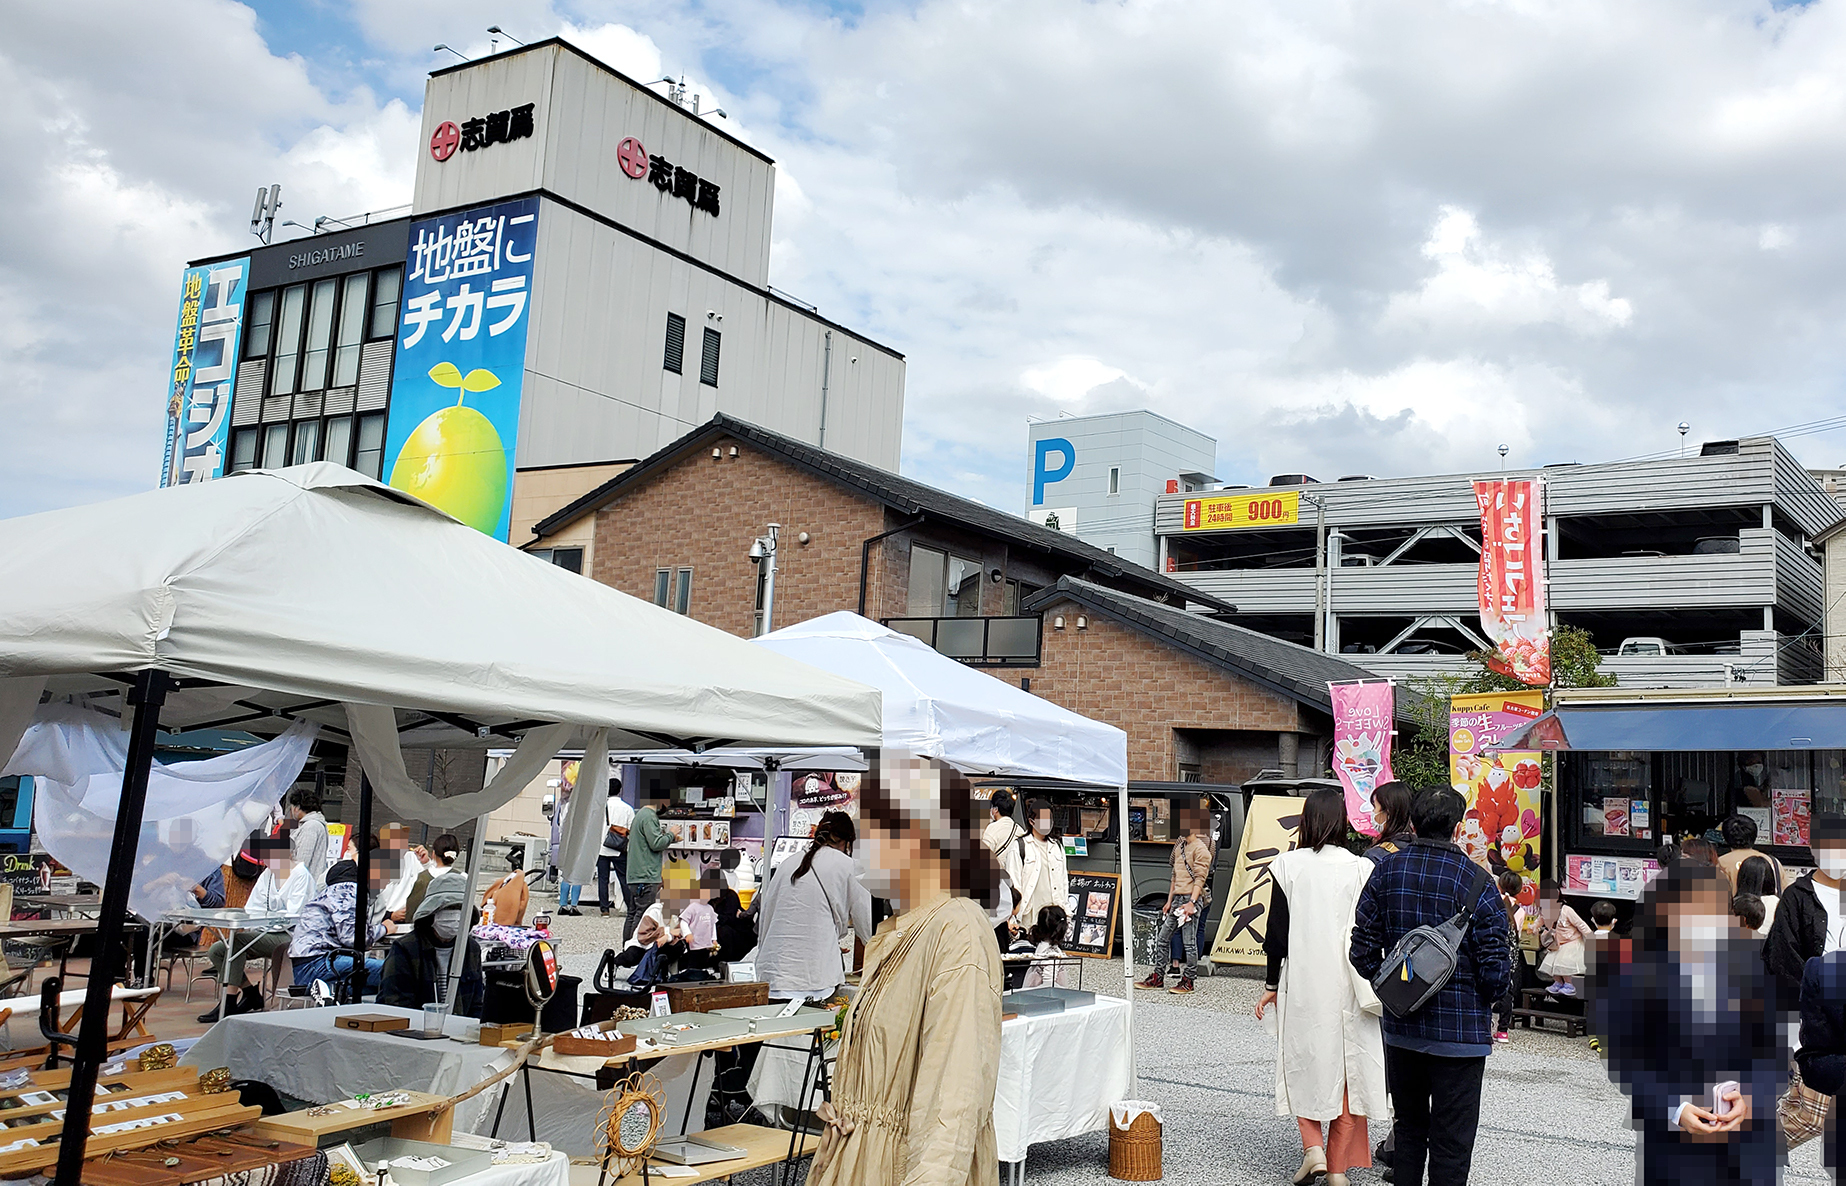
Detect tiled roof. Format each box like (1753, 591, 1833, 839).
(533, 413, 1235, 612)
(1023, 576, 1384, 713)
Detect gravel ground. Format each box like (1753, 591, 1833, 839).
(539, 893, 1830, 1184)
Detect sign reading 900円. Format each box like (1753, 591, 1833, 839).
(1180, 489, 1300, 531)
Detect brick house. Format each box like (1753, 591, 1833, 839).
(531, 414, 1379, 780)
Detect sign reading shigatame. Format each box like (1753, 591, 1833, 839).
(1181, 489, 1300, 531)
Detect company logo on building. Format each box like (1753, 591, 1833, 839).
(287, 241, 366, 271)
(429, 103, 536, 161)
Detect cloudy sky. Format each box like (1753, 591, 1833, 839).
(6, 0, 1846, 518)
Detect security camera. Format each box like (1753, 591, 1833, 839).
(748, 539, 766, 562)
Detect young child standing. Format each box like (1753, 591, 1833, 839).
(1495, 870, 1523, 1043)
(1537, 881, 1591, 995)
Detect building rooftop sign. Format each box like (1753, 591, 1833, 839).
(430, 102, 536, 162)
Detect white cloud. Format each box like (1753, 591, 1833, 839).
(1385, 207, 1633, 334)
(14, 0, 1846, 527)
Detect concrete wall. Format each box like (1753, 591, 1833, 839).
(1028, 411, 1215, 568)
(510, 461, 633, 551)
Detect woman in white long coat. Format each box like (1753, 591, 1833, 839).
(1255, 788, 1388, 1186)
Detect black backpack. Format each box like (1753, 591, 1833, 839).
(1370, 858, 1491, 1019)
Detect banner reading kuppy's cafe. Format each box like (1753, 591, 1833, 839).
(1474, 478, 1550, 686)
(1451, 690, 1544, 906)
(1329, 680, 1395, 835)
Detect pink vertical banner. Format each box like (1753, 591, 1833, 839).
(1330, 680, 1396, 835)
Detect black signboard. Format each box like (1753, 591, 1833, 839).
(1062, 871, 1120, 958)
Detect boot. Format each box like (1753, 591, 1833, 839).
(196, 1002, 224, 1024)
(236, 983, 266, 1015)
(1135, 971, 1166, 990)
(1293, 1145, 1327, 1184)
(1325, 1175, 1349, 1186)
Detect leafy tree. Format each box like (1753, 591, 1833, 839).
(1460, 625, 1617, 694)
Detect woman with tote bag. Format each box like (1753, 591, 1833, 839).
(1257, 789, 1389, 1186)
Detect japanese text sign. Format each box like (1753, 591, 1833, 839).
(383, 197, 539, 540)
(161, 258, 249, 487)
(1330, 681, 1395, 834)
(1473, 478, 1551, 685)
(1450, 690, 1545, 907)
(1208, 794, 1302, 966)
(1180, 489, 1299, 531)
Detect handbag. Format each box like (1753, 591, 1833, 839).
(1781, 1062, 1831, 1149)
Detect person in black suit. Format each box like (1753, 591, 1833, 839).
(1591, 860, 1783, 1184)
(1798, 950, 1846, 1177)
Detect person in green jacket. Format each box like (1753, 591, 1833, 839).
(623, 788, 675, 942)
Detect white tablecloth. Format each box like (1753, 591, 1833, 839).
(436, 1150, 570, 1186)
(994, 996, 1131, 1163)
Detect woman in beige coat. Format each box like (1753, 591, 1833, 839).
(1256, 788, 1388, 1186)
(810, 754, 1004, 1186)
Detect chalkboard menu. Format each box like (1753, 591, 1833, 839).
(1061, 871, 1120, 957)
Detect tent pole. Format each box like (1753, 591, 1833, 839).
(352, 772, 373, 1003)
(446, 811, 490, 1010)
(1118, 779, 1135, 1096)
(53, 668, 169, 1186)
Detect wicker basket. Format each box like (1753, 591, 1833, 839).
(1108, 1108, 1163, 1181)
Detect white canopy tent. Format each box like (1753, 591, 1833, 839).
(0, 465, 881, 1184)
(615, 612, 1139, 1085)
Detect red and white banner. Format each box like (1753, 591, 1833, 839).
(1329, 680, 1395, 835)
(1474, 478, 1550, 686)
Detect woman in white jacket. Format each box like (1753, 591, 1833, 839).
(1008, 799, 1069, 931)
(1255, 789, 1388, 1186)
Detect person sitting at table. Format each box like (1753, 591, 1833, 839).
(712, 881, 757, 963)
(1020, 904, 1078, 990)
(198, 832, 315, 1023)
(402, 833, 463, 921)
(377, 880, 485, 1016)
(290, 857, 390, 996)
(376, 824, 424, 922)
(756, 811, 874, 1001)
(480, 847, 530, 926)
(627, 867, 722, 985)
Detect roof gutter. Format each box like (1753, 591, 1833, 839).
(858, 512, 927, 617)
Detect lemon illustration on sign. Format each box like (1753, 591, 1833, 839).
(388, 362, 509, 534)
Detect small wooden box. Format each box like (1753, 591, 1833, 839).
(477, 1022, 525, 1046)
(335, 1012, 409, 1033)
(664, 980, 769, 1015)
(552, 1030, 636, 1059)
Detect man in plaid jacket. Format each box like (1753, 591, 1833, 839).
(1350, 788, 1510, 1186)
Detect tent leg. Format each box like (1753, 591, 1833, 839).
(53, 668, 168, 1186)
(1118, 780, 1135, 1097)
(446, 812, 490, 1008)
(351, 773, 373, 1003)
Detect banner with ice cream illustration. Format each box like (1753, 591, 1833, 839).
(1473, 478, 1550, 686)
(383, 196, 538, 541)
(1450, 690, 1545, 907)
(1329, 681, 1395, 835)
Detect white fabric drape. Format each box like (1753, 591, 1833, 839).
(0, 678, 48, 783)
(556, 729, 609, 887)
(344, 703, 575, 828)
(2, 704, 317, 920)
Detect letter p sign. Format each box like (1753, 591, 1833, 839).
(1033, 437, 1075, 506)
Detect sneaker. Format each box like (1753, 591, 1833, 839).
(1135, 972, 1166, 990)
(1493, 1031, 1511, 1043)
(1168, 976, 1196, 994)
(1552, 982, 1577, 996)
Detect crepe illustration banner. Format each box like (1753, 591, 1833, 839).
(1330, 680, 1395, 835)
(1474, 478, 1550, 686)
(1450, 690, 1545, 908)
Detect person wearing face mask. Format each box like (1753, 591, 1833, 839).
(1363, 782, 1416, 865)
(377, 879, 485, 1016)
(1010, 799, 1069, 937)
(757, 811, 874, 1001)
(1734, 753, 1772, 810)
(1764, 814, 1846, 1153)
(1591, 859, 1782, 1184)
(808, 754, 1004, 1186)
(1137, 801, 1215, 994)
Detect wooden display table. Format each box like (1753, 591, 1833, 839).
(247, 1089, 457, 1145)
(574, 1123, 816, 1186)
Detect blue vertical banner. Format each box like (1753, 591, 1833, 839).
(161, 258, 248, 486)
(384, 196, 538, 539)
